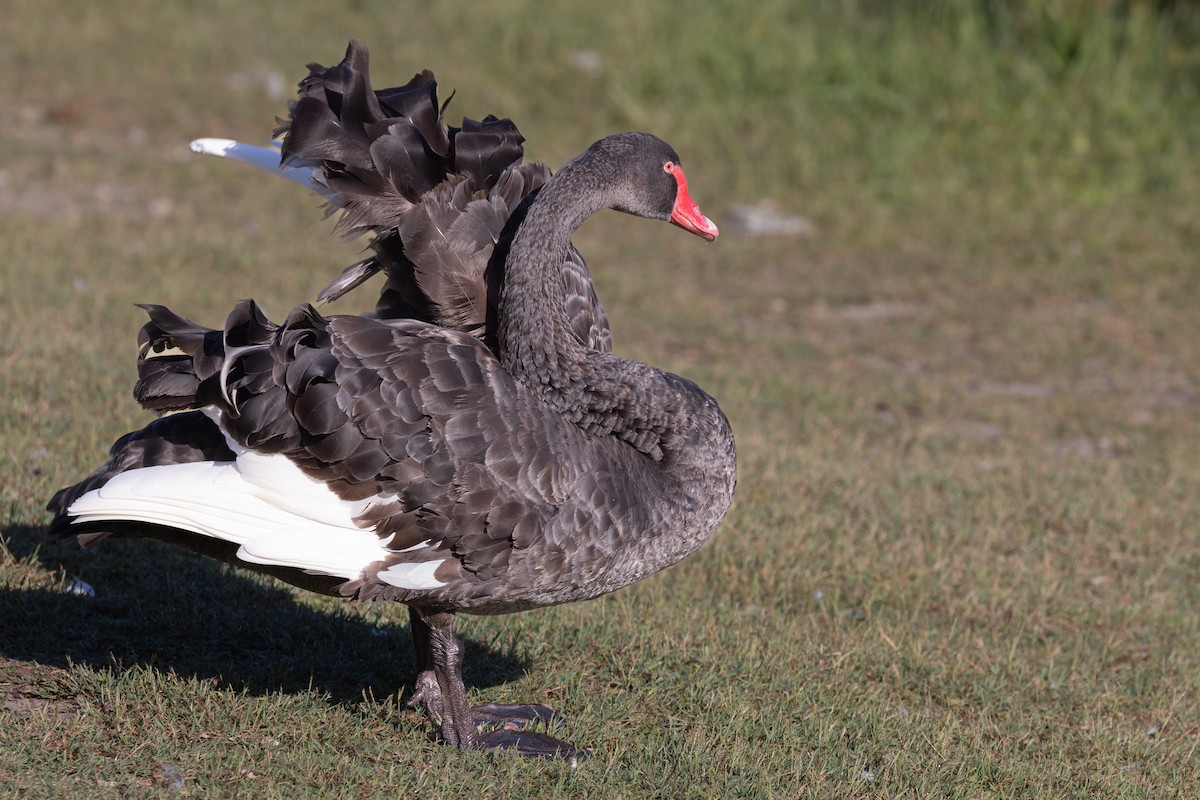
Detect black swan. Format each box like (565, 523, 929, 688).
(48, 129, 735, 758)
(192, 41, 613, 354)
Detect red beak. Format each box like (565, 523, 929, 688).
(669, 165, 719, 241)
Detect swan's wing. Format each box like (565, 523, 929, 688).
(317, 313, 562, 593)
(52, 302, 563, 602)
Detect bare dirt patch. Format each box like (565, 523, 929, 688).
(0, 658, 80, 721)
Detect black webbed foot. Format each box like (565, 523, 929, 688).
(471, 703, 587, 762)
(476, 726, 588, 764)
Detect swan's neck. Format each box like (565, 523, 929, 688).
(495, 152, 737, 570)
(495, 157, 732, 473)
(496, 157, 601, 391)
(500, 158, 686, 448)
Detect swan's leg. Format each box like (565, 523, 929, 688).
(418, 610, 477, 749)
(406, 607, 444, 724)
(408, 607, 587, 761)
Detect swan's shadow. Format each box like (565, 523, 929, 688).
(0, 523, 529, 706)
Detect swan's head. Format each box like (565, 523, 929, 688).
(586, 132, 719, 241)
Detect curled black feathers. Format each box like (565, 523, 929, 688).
(277, 40, 525, 237)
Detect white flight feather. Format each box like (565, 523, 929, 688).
(189, 138, 332, 196)
(67, 408, 447, 588)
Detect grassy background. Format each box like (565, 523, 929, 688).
(3, 0, 1199, 796)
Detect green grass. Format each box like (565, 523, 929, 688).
(3, 0, 1200, 796)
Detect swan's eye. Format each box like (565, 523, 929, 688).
(663, 161, 676, 174)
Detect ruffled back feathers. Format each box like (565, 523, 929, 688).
(275, 41, 610, 352)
